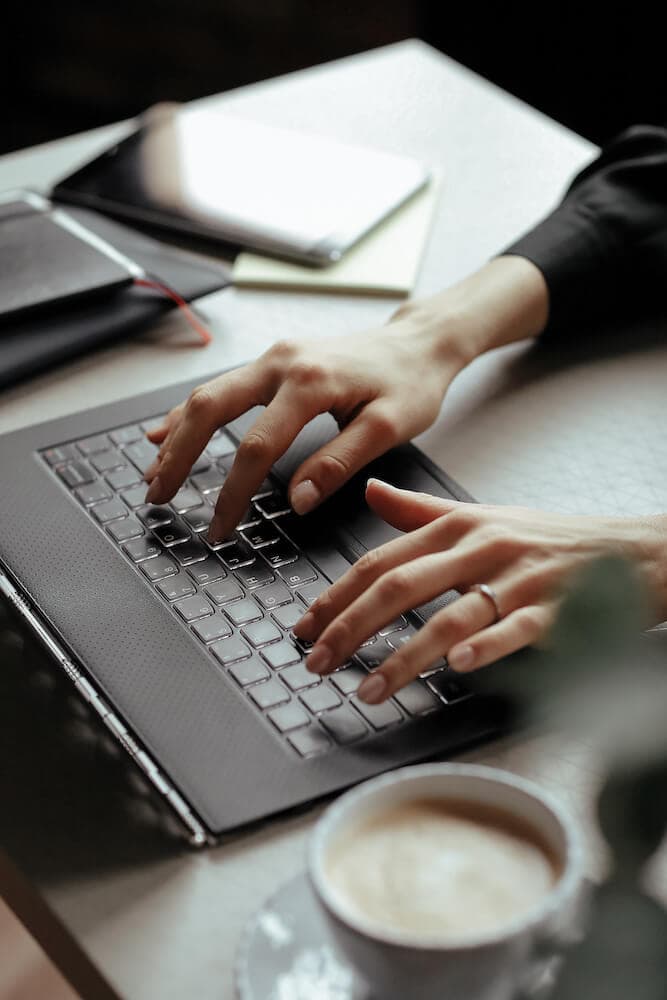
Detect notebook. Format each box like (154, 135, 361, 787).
(231, 176, 441, 297)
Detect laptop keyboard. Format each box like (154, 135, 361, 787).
(41, 418, 471, 758)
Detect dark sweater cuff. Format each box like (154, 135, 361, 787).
(502, 202, 612, 334)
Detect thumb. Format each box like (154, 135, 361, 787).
(365, 478, 456, 531)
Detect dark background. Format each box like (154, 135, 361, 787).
(4, 2, 667, 156)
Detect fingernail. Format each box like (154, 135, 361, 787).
(306, 645, 332, 674)
(448, 644, 474, 672)
(358, 673, 387, 704)
(290, 480, 321, 516)
(145, 477, 162, 504)
(294, 611, 316, 640)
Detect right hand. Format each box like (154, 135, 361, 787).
(143, 309, 466, 541)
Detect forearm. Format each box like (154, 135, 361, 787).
(393, 255, 549, 368)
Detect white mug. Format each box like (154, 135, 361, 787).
(308, 763, 585, 1000)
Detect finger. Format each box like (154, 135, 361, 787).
(286, 404, 404, 516)
(144, 367, 265, 505)
(365, 478, 459, 531)
(304, 545, 495, 676)
(209, 381, 327, 540)
(294, 506, 472, 641)
(447, 603, 556, 673)
(144, 404, 185, 480)
(355, 590, 500, 702)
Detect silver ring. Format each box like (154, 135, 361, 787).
(469, 583, 501, 623)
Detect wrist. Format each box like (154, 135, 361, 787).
(394, 256, 550, 369)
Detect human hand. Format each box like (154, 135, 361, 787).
(142, 257, 549, 541)
(142, 316, 463, 541)
(295, 479, 667, 703)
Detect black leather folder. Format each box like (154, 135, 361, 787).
(0, 205, 230, 391)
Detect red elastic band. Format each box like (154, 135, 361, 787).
(134, 277, 212, 346)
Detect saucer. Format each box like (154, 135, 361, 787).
(235, 870, 370, 1000)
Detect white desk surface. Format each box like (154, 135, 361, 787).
(2, 39, 666, 1000)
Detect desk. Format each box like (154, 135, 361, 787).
(1, 40, 666, 1000)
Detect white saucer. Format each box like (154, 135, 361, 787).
(235, 870, 371, 1000)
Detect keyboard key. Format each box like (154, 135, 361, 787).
(140, 416, 167, 434)
(256, 493, 291, 518)
(300, 684, 341, 714)
(350, 696, 402, 731)
(355, 641, 393, 671)
(251, 479, 274, 500)
(90, 448, 125, 473)
(77, 433, 110, 455)
(224, 598, 263, 627)
(74, 480, 112, 506)
(237, 505, 262, 529)
(57, 460, 95, 488)
(137, 505, 173, 530)
(297, 578, 330, 607)
(277, 558, 318, 588)
(188, 557, 226, 586)
(152, 521, 190, 547)
(192, 614, 232, 643)
(248, 679, 289, 710)
(106, 466, 143, 491)
(191, 468, 226, 493)
(122, 536, 161, 562)
(331, 664, 367, 696)
(261, 639, 301, 670)
(173, 540, 208, 565)
(121, 485, 151, 508)
(170, 488, 202, 513)
(378, 616, 408, 636)
(255, 582, 292, 610)
(206, 432, 236, 458)
(228, 656, 270, 687)
(110, 425, 143, 446)
(156, 574, 196, 602)
(173, 595, 214, 622)
(140, 555, 178, 582)
(125, 439, 159, 473)
(320, 706, 366, 744)
(288, 726, 332, 757)
(234, 563, 274, 590)
(210, 636, 251, 665)
(190, 456, 211, 475)
(386, 627, 419, 651)
(206, 578, 244, 605)
(220, 542, 256, 569)
(241, 619, 282, 647)
(426, 672, 472, 704)
(107, 516, 143, 543)
(271, 602, 305, 631)
(262, 540, 299, 567)
(268, 703, 309, 733)
(91, 498, 128, 523)
(44, 444, 78, 466)
(183, 506, 215, 533)
(394, 681, 441, 717)
(281, 662, 321, 691)
(241, 523, 280, 549)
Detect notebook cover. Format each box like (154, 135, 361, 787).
(231, 176, 441, 297)
(0, 205, 230, 391)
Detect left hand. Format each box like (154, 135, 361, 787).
(294, 479, 667, 703)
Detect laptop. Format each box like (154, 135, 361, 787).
(0, 373, 504, 846)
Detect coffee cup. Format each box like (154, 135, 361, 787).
(308, 763, 585, 1000)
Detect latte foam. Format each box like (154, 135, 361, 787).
(325, 798, 559, 943)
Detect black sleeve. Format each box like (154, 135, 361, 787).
(503, 125, 667, 332)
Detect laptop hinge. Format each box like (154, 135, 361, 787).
(0, 568, 211, 849)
